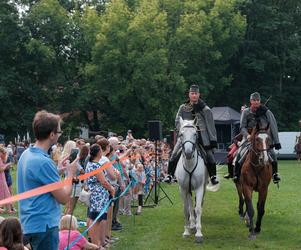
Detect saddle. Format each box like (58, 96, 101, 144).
(227, 143, 238, 163)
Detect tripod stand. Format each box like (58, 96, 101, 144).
(144, 140, 173, 205)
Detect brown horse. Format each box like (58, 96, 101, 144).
(235, 127, 272, 240)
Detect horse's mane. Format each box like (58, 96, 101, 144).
(180, 119, 195, 129)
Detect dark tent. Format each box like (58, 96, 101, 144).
(212, 106, 241, 163)
(212, 106, 241, 125)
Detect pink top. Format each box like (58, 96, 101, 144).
(59, 230, 87, 250)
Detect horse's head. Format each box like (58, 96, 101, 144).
(251, 126, 271, 165)
(178, 117, 198, 160)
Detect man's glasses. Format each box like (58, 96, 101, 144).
(55, 130, 63, 135)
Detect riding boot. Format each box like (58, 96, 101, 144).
(271, 161, 281, 184)
(233, 161, 241, 183)
(224, 163, 233, 179)
(167, 150, 181, 176)
(207, 163, 219, 185)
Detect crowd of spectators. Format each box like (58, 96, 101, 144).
(0, 112, 171, 249)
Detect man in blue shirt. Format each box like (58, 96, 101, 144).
(18, 110, 77, 250)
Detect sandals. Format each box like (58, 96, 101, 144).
(102, 241, 111, 249)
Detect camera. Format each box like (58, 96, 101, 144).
(69, 148, 79, 162)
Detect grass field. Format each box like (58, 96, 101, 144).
(8, 160, 301, 249)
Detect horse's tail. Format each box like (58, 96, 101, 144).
(206, 182, 220, 192)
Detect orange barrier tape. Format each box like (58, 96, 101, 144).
(0, 155, 133, 206)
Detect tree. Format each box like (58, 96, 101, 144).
(0, 0, 34, 141)
(225, 0, 301, 130)
(172, 0, 246, 103)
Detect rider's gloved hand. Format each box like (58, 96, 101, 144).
(193, 99, 206, 112)
(210, 141, 217, 149)
(274, 143, 282, 150)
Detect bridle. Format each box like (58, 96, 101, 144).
(250, 131, 270, 167)
(179, 125, 198, 157)
(179, 124, 199, 194)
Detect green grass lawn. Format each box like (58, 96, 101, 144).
(8, 160, 301, 249)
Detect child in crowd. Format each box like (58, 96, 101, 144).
(0, 146, 15, 214)
(0, 217, 29, 250)
(135, 163, 146, 215)
(143, 159, 153, 195)
(59, 215, 98, 250)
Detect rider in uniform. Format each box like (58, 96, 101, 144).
(233, 92, 281, 184)
(168, 84, 219, 185)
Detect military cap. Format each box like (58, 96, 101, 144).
(250, 92, 261, 101)
(189, 84, 200, 93)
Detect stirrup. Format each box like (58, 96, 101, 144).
(210, 176, 219, 185)
(233, 175, 239, 183)
(272, 173, 281, 184)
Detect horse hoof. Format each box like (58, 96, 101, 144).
(248, 233, 256, 240)
(183, 233, 190, 238)
(195, 236, 203, 243)
(244, 216, 250, 227)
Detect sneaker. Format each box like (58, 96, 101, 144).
(273, 173, 281, 184)
(210, 176, 219, 185)
(113, 221, 122, 227)
(163, 175, 172, 183)
(112, 224, 122, 231)
(111, 237, 119, 242)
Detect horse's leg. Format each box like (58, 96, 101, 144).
(180, 187, 191, 237)
(235, 183, 245, 219)
(194, 185, 205, 243)
(255, 188, 268, 234)
(243, 187, 256, 239)
(188, 193, 196, 233)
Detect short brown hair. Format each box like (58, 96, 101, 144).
(33, 110, 61, 140)
(97, 138, 109, 151)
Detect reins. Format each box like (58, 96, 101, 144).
(182, 152, 199, 195)
(180, 124, 199, 195)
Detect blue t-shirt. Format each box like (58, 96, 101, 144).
(17, 146, 61, 234)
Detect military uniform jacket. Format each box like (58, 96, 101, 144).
(175, 103, 217, 147)
(240, 107, 280, 145)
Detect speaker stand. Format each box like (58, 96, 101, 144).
(144, 140, 173, 206)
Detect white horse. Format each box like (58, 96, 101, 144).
(175, 118, 216, 243)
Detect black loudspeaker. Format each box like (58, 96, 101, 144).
(148, 120, 162, 141)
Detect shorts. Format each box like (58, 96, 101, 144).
(88, 211, 107, 222)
